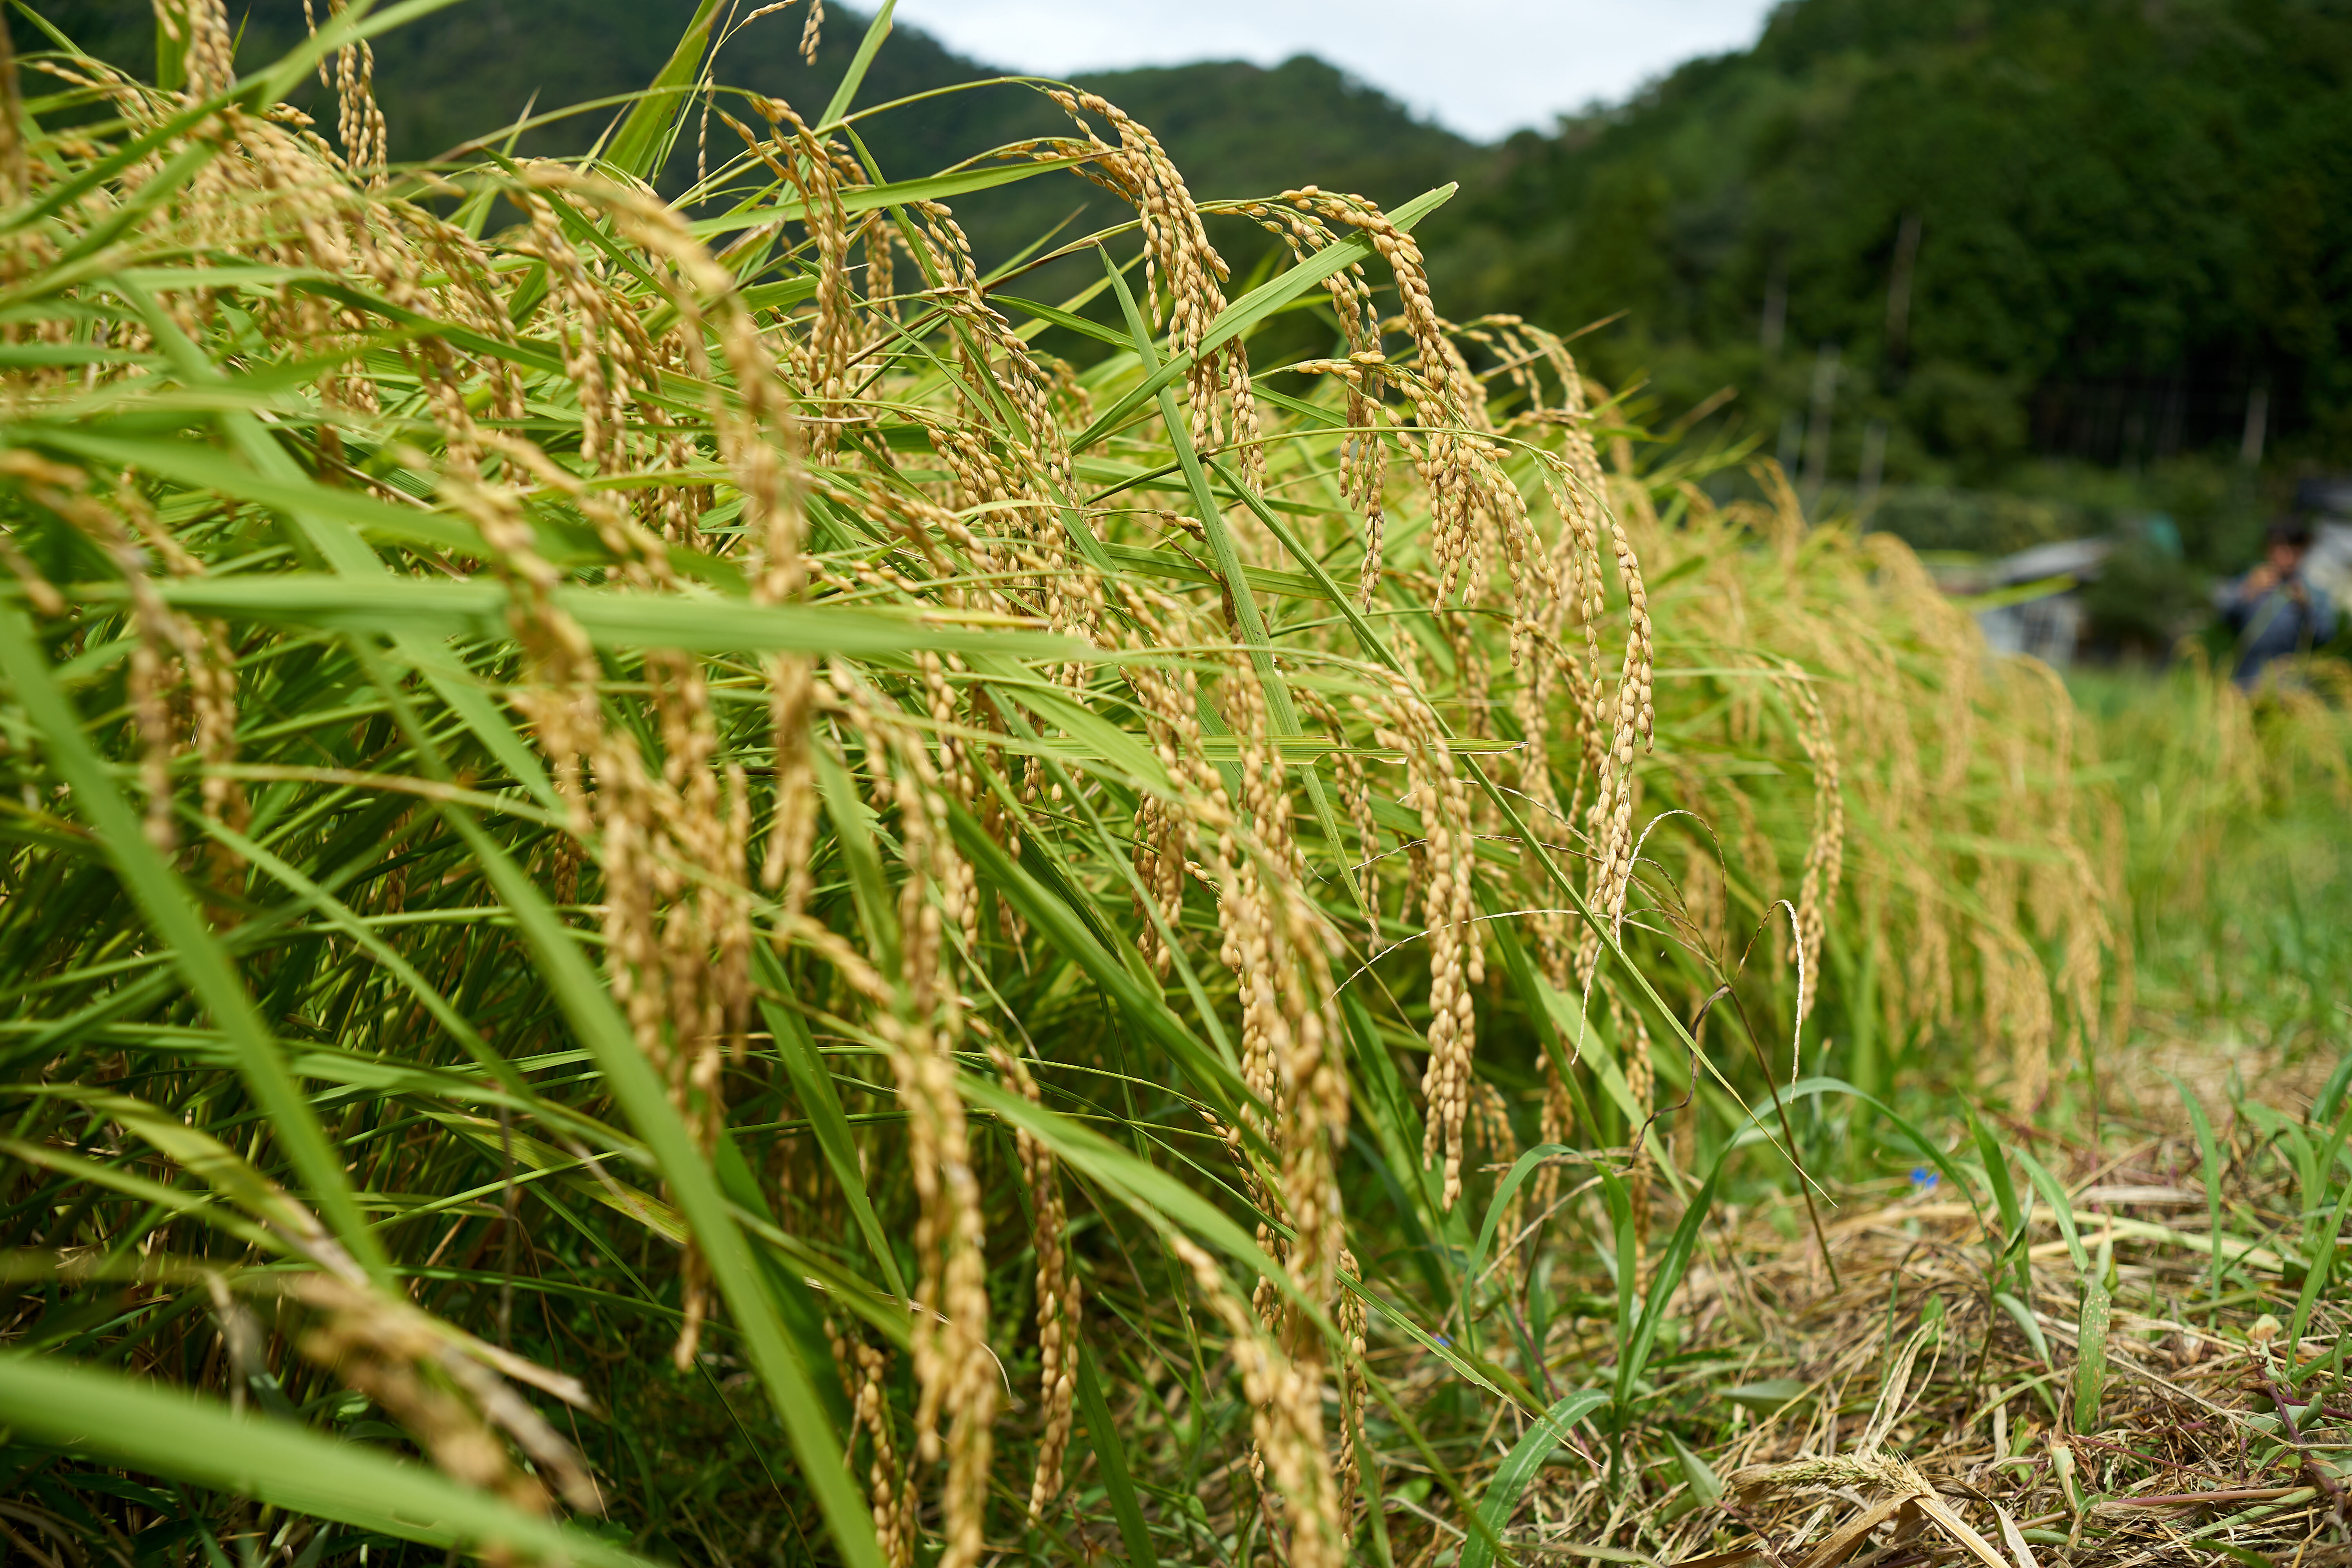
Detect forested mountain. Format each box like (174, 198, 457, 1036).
(18, 0, 2352, 566)
(1450, 0, 2352, 554)
(18, 2, 1469, 250)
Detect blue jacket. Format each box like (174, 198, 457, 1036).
(2223, 571, 2337, 686)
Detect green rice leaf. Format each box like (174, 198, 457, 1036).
(0, 1355, 663, 1568)
(818, 0, 899, 128)
(443, 811, 887, 1568)
(0, 603, 388, 1279)
(753, 945, 907, 1301)
(603, 0, 725, 180)
(688, 155, 1098, 239)
(127, 575, 1087, 659)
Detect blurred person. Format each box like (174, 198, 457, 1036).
(2220, 518, 2337, 687)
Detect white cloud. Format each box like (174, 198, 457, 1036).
(878, 0, 1778, 141)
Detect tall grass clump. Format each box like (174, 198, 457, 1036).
(0, 3, 2132, 1564)
(2072, 660, 2352, 1065)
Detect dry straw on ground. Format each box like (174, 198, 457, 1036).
(1537, 1091, 2352, 1568)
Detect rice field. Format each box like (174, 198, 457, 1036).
(0, 4, 2343, 1566)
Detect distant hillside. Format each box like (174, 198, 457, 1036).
(19, 0, 2352, 557)
(1451, 0, 2352, 533)
(17, 2, 1471, 270)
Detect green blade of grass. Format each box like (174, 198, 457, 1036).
(959, 1076, 1285, 1290)
(2073, 1236, 2112, 1432)
(1355, 1283, 1539, 1413)
(1074, 1344, 1159, 1568)
(1459, 1389, 1610, 1568)
(1465, 1142, 1574, 1299)
(1617, 1144, 1733, 1414)
(17, 426, 507, 563)
(1774, 1078, 1986, 1233)
(1666, 1429, 1726, 1510)
(812, 735, 902, 970)
(153, 2, 186, 91)
(1597, 1169, 1637, 1370)
(2287, 1173, 2352, 1359)
(1973, 1111, 2029, 1299)
(995, 291, 1133, 350)
(2014, 1145, 2089, 1276)
(0, 1355, 663, 1568)
(2319, 1054, 2352, 1127)
(1972, 1111, 2024, 1236)
(1339, 991, 1453, 1299)
(2306, 1097, 2352, 1253)
(2165, 1073, 2229, 1316)
(1993, 1291, 2053, 1368)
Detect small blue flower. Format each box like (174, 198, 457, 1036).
(1910, 1166, 1940, 1190)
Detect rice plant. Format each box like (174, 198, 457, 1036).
(0, 4, 2167, 1565)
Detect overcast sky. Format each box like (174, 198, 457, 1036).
(882, 0, 1783, 142)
